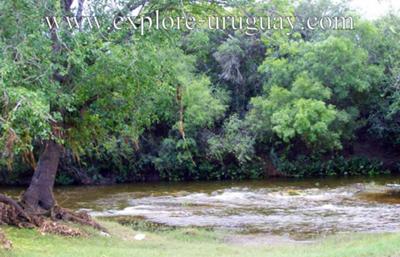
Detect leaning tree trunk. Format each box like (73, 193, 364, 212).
(0, 139, 105, 234)
(20, 141, 62, 214)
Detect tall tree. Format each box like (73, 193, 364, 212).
(0, 0, 212, 218)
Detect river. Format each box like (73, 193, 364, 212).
(2, 175, 400, 239)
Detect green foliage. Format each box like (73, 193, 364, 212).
(260, 36, 381, 103)
(182, 30, 211, 60)
(1, 0, 400, 183)
(153, 138, 198, 181)
(249, 82, 341, 151)
(182, 76, 227, 132)
(275, 155, 388, 178)
(221, 161, 264, 180)
(251, 33, 384, 154)
(55, 172, 75, 186)
(0, 87, 51, 168)
(364, 14, 400, 145)
(301, 37, 381, 101)
(208, 115, 255, 164)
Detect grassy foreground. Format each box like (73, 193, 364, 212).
(1, 221, 400, 257)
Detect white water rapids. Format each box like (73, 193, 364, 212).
(88, 184, 400, 238)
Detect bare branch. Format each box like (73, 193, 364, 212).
(76, 0, 85, 26)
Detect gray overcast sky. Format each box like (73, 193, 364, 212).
(72, 0, 400, 19)
(349, 0, 400, 19)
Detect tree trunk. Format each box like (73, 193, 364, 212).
(21, 141, 62, 213)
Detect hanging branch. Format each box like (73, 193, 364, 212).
(176, 85, 186, 140)
(176, 85, 196, 166)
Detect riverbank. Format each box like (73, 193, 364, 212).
(2, 151, 397, 187)
(1, 221, 400, 257)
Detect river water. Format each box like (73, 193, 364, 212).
(2, 176, 400, 239)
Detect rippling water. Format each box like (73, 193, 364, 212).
(2, 176, 400, 239)
(90, 185, 400, 238)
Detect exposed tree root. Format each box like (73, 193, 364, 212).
(0, 194, 33, 226)
(51, 206, 106, 231)
(39, 220, 85, 237)
(0, 193, 106, 247)
(0, 198, 37, 228)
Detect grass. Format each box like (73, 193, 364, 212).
(1, 221, 400, 257)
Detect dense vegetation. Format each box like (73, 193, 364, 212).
(1, 0, 400, 186)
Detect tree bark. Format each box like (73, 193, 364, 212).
(18, 0, 69, 215)
(21, 141, 62, 213)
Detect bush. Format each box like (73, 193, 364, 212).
(275, 155, 389, 178)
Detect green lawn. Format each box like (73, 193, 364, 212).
(1, 221, 400, 257)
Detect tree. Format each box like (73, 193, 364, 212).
(0, 0, 217, 228)
(249, 34, 382, 154)
(362, 14, 400, 145)
(294, 0, 350, 41)
(248, 74, 342, 152)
